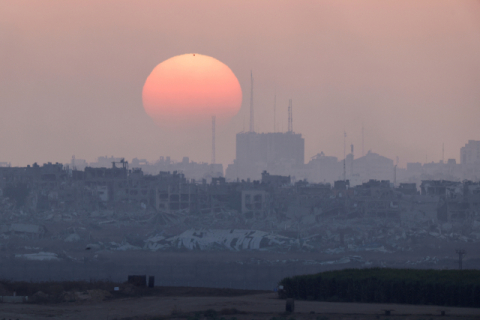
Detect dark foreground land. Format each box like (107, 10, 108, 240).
(280, 268, 480, 308)
(1, 286, 480, 320)
(4, 249, 480, 291)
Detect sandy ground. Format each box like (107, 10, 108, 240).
(1, 293, 480, 320)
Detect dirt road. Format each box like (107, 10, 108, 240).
(1, 293, 480, 320)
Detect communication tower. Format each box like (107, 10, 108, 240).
(288, 99, 293, 132)
(442, 143, 445, 163)
(212, 116, 216, 164)
(362, 125, 365, 157)
(343, 131, 347, 182)
(273, 91, 276, 133)
(249, 71, 254, 132)
(350, 144, 354, 177)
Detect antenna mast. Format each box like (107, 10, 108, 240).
(362, 125, 364, 157)
(343, 131, 347, 182)
(351, 144, 354, 177)
(273, 91, 276, 133)
(394, 165, 397, 187)
(442, 143, 445, 163)
(288, 99, 293, 132)
(249, 71, 254, 132)
(211, 116, 216, 164)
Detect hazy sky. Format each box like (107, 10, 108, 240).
(1, 0, 480, 167)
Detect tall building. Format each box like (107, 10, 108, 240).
(226, 131, 304, 180)
(460, 140, 480, 165)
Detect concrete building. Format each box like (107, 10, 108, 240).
(89, 156, 124, 168)
(131, 156, 223, 182)
(261, 171, 291, 187)
(461, 140, 480, 165)
(226, 131, 304, 180)
(353, 151, 394, 182)
(70, 156, 88, 171)
(241, 189, 268, 219)
(305, 152, 341, 184)
(155, 171, 197, 213)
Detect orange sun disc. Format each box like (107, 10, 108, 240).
(142, 53, 242, 130)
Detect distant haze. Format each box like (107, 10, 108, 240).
(1, 0, 479, 167)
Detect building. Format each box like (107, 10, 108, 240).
(241, 189, 268, 219)
(305, 152, 341, 184)
(353, 151, 394, 182)
(461, 140, 480, 165)
(226, 131, 305, 180)
(131, 156, 223, 181)
(261, 171, 291, 187)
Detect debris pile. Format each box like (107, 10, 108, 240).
(0, 163, 479, 269)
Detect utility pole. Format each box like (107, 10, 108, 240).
(456, 249, 466, 270)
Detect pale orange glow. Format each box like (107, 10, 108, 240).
(142, 53, 242, 130)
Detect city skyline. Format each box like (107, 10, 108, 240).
(2, 2, 480, 314)
(1, 1, 480, 168)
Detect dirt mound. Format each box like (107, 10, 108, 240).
(61, 289, 112, 302)
(87, 289, 112, 301)
(31, 291, 50, 302)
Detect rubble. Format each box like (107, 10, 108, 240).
(61, 289, 112, 302)
(405, 256, 440, 266)
(0, 160, 479, 271)
(15, 252, 61, 261)
(64, 233, 81, 242)
(165, 229, 291, 251)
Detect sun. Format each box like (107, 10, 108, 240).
(142, 53, 242, 130)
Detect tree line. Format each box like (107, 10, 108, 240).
(279, 268, 480, 308)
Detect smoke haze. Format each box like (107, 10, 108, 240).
(1, 0, 480, 166)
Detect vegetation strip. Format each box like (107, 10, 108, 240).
(279, 268, 480, 308)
